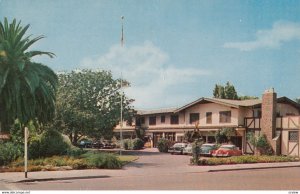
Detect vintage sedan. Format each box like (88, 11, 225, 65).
(78, 140, 92, 148)
(200, 143, 217, 156)
(183, 143, 193, 155)
(211, 144, 242, 157)
(168, 143, 188, 155)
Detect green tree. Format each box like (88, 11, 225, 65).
(0, 18, 57, 130)
(213, 82, 256, 100)
(295, 98, 300, 104)
(55, 70, 135, 144)
(213, 84, 225, 99)
(224, 81, 238, 100)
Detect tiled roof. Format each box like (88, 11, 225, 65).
(136, 96, 300, 115)
(136, 107, 177, 115)
(174, 97, 260, 112)
(209, 98, 262, 107)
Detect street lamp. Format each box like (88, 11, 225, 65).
(120, 16, 125, 155)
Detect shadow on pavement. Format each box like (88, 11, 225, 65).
(16, 175, 110, 183)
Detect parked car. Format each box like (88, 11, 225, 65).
(183, 143, 193, 155)
(211, 144, 242, 157)
(102, 140, 116, 149)
(92, 141, 104, 149)
(168, 143, 188, 155)
(200, 143, 217, 156)
(78, 140, 92, 148)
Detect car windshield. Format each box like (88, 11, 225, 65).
(220, 146, 234, 150)
(202, 145, 214, 148)
(174, 144, 185, 147)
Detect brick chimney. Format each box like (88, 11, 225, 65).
(261, 88, 277, 154)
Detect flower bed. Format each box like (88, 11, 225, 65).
(196, 155, 299, 165)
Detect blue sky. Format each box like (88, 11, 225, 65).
(1, 0, 300, 109)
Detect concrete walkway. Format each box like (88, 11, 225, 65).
(1, 148, 300, 184)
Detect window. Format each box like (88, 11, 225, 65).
(136, 117, 145, 126)
(206, 112, 212, 124)
(219, 111, 231, 123)
(189, 113, 199, 124)
(161, 115, 165, 123)
(289, 131, 298, 141)
(170, 115, 179, 125)
(149, 116, 156, 125)
(254, 110, 261, 118)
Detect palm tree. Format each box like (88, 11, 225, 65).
(0, 18, 58, 129)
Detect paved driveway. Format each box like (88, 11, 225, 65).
(2, 148, 300, 190)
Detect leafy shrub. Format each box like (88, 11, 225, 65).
(43, 156, 69, 166)
(39, 130, 70, 157)
(132, 138, 144, 150)
(157, 138, 170, 153)
(29, 136, 42, 159)
(197, 155, 299, 165)
(0, 142, 23, 166)
(67, 148, 87, 157)
(122, 138, 144, 150)
(69, 159, 88, 169)
(190, 140, 203, 165)
(247, 133, 273, 155)
(86, 152, 122, 169)
(123, 139, 131, 150)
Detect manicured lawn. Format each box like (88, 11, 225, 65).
(0, 151, 138, 173)
(197, 155, 299, 165)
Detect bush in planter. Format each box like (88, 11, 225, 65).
(191, 140, 203, 165)
(247, 133, 273, 155)
(132, 138, 144, 150)
(157, 138, 170, 153)
(0, 142, 23, 166)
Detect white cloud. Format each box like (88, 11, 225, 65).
(224, 21, 300, 51)
(80, 41, 210, 108)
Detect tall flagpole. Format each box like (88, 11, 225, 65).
(120, 16, 124, 154)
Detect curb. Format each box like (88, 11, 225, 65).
(16, 175, 110, 183)
(208, 165, 300, 172)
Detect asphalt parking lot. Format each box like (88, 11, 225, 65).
(2, 148, 300, 190)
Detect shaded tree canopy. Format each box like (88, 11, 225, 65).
(0, 18, 57, 130)
(54, 69, 135, 144)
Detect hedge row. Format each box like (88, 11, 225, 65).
(8, 151, 123, 171)
(196, 155, 299, 165)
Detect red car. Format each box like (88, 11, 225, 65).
(211, 145, 242, 157)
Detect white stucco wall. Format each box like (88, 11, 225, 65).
(183, 102, 239, 126)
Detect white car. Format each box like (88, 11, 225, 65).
(183, 143, 193, 155)
(168, 143, 188, 154)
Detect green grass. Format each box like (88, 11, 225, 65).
(197, 155, 299, 165)
(117, 155, 139, 164)
(1, 151, 137, 172)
